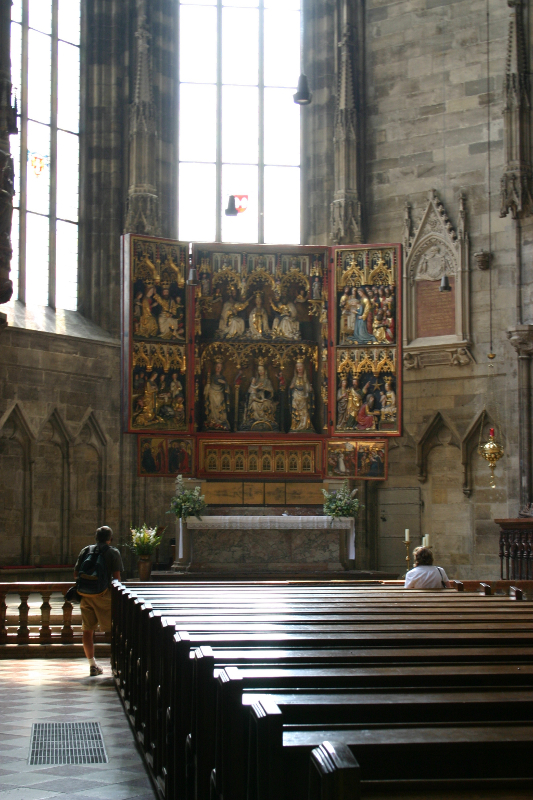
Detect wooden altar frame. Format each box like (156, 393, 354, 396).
(122, 237, 401, 480)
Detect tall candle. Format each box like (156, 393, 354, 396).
(425, 534, 430, 547)
(405, 529, 410, 542)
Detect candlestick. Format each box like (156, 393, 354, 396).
(405, 528, 410, 542)
(404, 540, 411, 573)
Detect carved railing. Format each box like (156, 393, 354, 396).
(0, 582, 106, 646)
(495, 520, 533, 581)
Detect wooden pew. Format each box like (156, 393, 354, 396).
(109, 582, 533, 800)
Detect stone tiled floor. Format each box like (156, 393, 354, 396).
(0, 660, 157, 800)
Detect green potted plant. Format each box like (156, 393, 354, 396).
(322, 480, 361, 525)
(130, 523, 164, 581)
(169, 474, 207, 521)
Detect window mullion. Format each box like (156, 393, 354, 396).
(258, 0, 264, 244)
(18, 0, 29, 304)
(215, 0, 222, 242)
(48, 0, 58, 309)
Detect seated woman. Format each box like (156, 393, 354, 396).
(404, 546, 451, 589)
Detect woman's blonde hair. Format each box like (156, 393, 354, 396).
(413, 546, 433, 566)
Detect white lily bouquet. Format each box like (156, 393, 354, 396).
(130, 523, 164, 555)
(322, 480, 361, 524)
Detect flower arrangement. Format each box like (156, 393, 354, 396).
(130, 524, 164, 556)
(322, 480, 361, 523)
(169, 474, 207, 521)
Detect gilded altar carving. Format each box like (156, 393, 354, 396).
(131, 238, 187, 342)
(200, 341, 318, 434)
(198, 439, 321, 478)
(195, 247, 326, 344)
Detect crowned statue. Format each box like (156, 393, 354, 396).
(289, 358, 315, 432)
(271, 294, 301, 340)
(204, 357, 231, 430)
(218, 286, 246, 339)
(240, 358, 278, 431)
(248, 292, 271, 339)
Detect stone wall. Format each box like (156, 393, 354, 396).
(1, 0, 528, 580)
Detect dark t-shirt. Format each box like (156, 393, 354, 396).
(75, 544, 124, 584)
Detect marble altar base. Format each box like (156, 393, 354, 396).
(173, 515, 355, 574)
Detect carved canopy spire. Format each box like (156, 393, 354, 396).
(500, 0, 533, 219)
(330, 14, 363, 245)
(124, 0, 161, 236)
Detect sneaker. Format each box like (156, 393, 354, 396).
(90, 664, 104, 676)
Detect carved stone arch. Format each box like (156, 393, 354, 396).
(461, 410, 501, 497)
(34, 409, 72, 564)
(71, 411, 108, 557)
(0, 404, 35, 564)
(416, 411, 461, 483)
(403, 190, 472, 369)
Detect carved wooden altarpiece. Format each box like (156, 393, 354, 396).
(122, 237, 403, 480)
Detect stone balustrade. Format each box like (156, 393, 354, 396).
(0, 582, 85, 646)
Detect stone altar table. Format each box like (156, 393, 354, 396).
(172, 516, 355, 574)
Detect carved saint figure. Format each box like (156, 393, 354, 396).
(340, 287, 359, 342)
(356, 393, 380, 431)
(134, 372, 163, 426)
(241, 361, 278, 431)
(204, 359, 231, 430)
(349, 288, 377, 344)
(271, 296, 301, 340)
(336, 378, 350, 429)
(312, 277, 322, 300)
(248, 293, 270, 338)
(218, 287, 246, 339)
(289, 359, 314, 432)
(380, 380, 396, 423)
(154, 287, 184, 339)
(138, 284, 159, 338)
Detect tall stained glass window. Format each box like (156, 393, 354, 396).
(10, 0, 80, 310)
(178, 0, 301, 244)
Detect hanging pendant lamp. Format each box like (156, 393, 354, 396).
(225, 195, 238, 216)
(439, 274, 452, 292)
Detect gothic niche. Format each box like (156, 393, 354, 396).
(403, 190, 472, 369)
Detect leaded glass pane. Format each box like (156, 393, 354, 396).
(11, 209, 19, 300)
(264, 0, 300, 9)
(27, 121, 50, 216)
(11, 0, 22, 23)
(179, 162, 217, 242)
(29, 0, 52, 35)
(221, 163, 258, 242)
(56, 220, 78, 310)
(222, 8, 258, 86)
(57, 131, 79, 222)
(180, 6, 217, 83)
(264, 165, 300, 244)
(222, 85, 258, 164)
(25, 212, 49, 307)
(264, 9, 300, 88)
(10, 21, 22, 103)
(222, 0, 258, 7)
(180, 84, 217, 162)
(58, 0, 80, 45)
(58, 42, 80, 133)
(28, 29, 51, 125)
(264, 88, 300, 166)
(10, 128, 21, 200)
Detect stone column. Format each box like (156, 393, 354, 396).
(0, 0, 17, 330)
(508, 325, 533, 507)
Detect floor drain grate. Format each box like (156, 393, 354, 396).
(29, 722, 108, 765)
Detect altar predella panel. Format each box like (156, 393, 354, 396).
(122, 237, 402, 480)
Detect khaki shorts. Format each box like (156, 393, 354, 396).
(79, 588, 112, 632)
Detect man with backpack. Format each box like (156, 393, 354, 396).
(74, 525, 124, 676)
